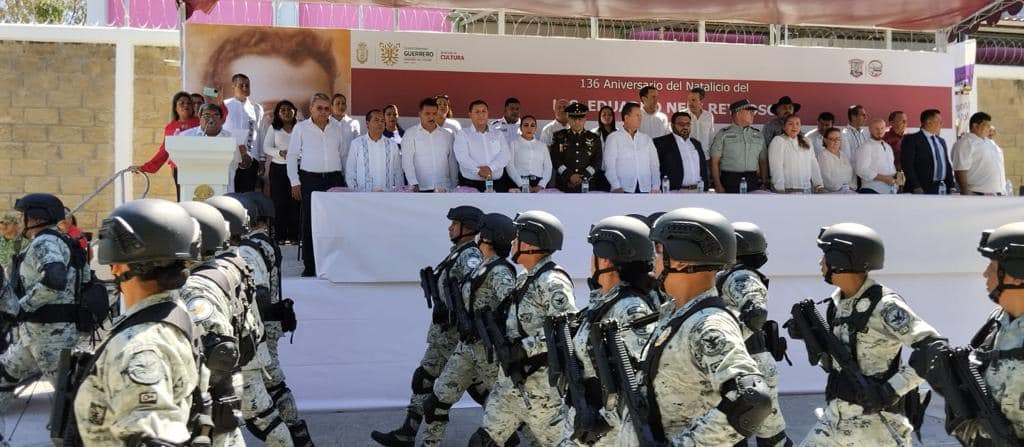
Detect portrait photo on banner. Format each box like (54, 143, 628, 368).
(185, 24, 352, 120)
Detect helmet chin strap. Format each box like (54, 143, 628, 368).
(450, 222, 476, 244)
(511, 239, 548, 263)
(655, 256, 720, 292)
(991, 267, 1024, 304)
(588, 257, 616, 291)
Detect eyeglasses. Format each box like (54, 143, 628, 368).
(199, 113, 221, 120)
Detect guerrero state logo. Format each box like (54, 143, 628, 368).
(380, 42, 400, 66)
(356, 42, 368, 64)
(848, 59, 864, 78)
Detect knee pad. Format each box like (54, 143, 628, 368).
(411, 366, 436, 394)
(0, 364, 20, 391)
(468, 428, 500, 447)
(467, 383, 489, 405)
(422, 394, 452, 424)
(245, 406, 285, 441)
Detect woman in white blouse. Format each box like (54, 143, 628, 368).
(816, 127, 858, 192)
(768, 115, 824, 193)
(506, 115, 552, 192)
(263, 100, 299, 243)
(434, 94, 462, 132)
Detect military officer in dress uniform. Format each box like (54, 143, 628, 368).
(551, 103, 607, 192)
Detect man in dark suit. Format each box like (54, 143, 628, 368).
(654, 111, 709, 190)
(900, 109, 954, 194)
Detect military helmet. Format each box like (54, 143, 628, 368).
(478, 213, 516, 250)
(645, 212, 666, 229)
(817, 223, 884, 272)
(733, 222, 768, 257)
(225, 192, 260, 225)
(242, 192, 275, 220)
(96, 199, 201, 265)
(514, 210, 564, 251)
(979, 222, 1024, 278)
(588, 215, 654, 264)
(180, 201, 230, 255)
(650, 207, 735, 266)
(14, 193, 65, 223)
(205, 195, 250, 237)
(447, 205, 483, 232)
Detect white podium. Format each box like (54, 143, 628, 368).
(165, 135, 237, 201)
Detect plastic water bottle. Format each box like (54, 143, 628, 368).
(661, 176, 670, 193)
(890, 182, 898, 195)
(484, 179, 494, 193)
(581, 178, 590, 194)
(739, 177, 748, 194)
(696, 179, 705, 193)
(938, 182, 947, 196)
(1008, 179, 1015, 196)
(802, 180, 812, 195)
(840, 183, 850, 193)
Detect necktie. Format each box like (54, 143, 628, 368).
(930, 135, 945, 181)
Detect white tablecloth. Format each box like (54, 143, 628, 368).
(290, 192, 1024, 410)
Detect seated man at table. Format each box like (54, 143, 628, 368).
(346, 109, 404, 191)
(604, 102, 661, 193)
(453, 100, 511, 192)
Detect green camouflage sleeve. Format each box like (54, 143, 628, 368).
(20, 235, 72, 311)
(521, 270, 577, 358)
(875, 295, 941, 396)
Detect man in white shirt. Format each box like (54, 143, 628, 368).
(854, 118, 897, 194)
(346, 109, 403, 192)
(639, 86, 670, 138)
(403, 97, 457, 193)
(841, 104, 869, 162)
(686, 87, 715, 159)
(952, 112, 1007, 195)
(490, 97, 521, 144)
(804, 112, 834, 155)
(654, 111, 708, 190)
(287, 93, 347, 276)
(329, 94, 362, 141)
(605, 102, 661, 193)
(222, 73, 264, 193)
(453, 100, 511, 192)
(181, 103, 247, 193)
(540, 98, 570, 146)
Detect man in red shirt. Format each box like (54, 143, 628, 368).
(883, 110, 907, 172)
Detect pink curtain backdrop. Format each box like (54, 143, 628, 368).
(107, 0, 450, 31)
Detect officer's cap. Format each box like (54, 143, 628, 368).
(565, 102, 588, 118)
(729, 99, 758, 114)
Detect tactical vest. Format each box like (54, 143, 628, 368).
(14, 228, 109, 333)
(499, 261, 572, 374)
(437, 241, 478, 283)
(971, 308, 1024, 366)
(57, 300, 199, 447)
(239, 233, 288, 323)
(192, 252, 260, 366)
(825, 284, 901, 384)
(641, 295, 735, 443)
(466, 257, 516, 318)
(715, 265, 773, 354)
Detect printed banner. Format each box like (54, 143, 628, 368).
(185, 24, 954, 127)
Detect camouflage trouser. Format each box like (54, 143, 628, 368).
(240, 344, 294, 447)
(212, 373, 246, 447)
(406, 323, 459, 414)
(262, 321, 301, 425)
(753, 351, 787, 442)
(0, 321, 78, 435)
(421, 341, 498, 446)
(480, 367, 564, 445)
(616, 406, 743, 447)
(557, 402, 623, 447)
(798, 400, 912, 447)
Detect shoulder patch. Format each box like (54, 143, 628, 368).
(87, 402, 106, 425)
(125, 350, 164, 385)
(696, 327, 730, 357)
(880, 302, 912, 335)
(187, 298, 215, 322)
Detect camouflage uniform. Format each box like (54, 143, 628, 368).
(798, 278, 940, 447)
(225, 245, 292, 447)
(421, 254, 516, 445)
(0, 228, 79, 433)
(239, 229, 306, 435)
(394, 239, 482, 440)
(0, 233, 24, 274)
(74, 291, 199, 446)
(182, 261, 246, 447)
(479, 256, 578, 445)
(953, 308, 1024, 444)
(718, 268, 788, 445)
(618, 288, 764, 447)
(558, 283, 657, 447)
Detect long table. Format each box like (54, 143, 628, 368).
(283, 192, 1023, 410)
